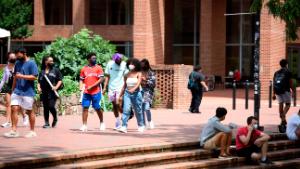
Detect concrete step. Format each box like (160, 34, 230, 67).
(139, 148, 300, 169)
(45, 140, 299, 169)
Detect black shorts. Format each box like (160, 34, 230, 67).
(236, 145, 261, 160)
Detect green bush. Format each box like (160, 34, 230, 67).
(58, 76, 80, 96)
(34, 28, 116, 80)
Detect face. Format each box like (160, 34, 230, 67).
(220, 116, 225, 121)
(115, 58, 121, 65)
(128, 64, 135, 71)
(251, 119, 258, 129)
(16, 52, 25, 60)
(89, 55, 97, 65)
(46, 57, 54, 66)
(8, 53, 16, 63)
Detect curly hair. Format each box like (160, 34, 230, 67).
(126, 58, 141, 71)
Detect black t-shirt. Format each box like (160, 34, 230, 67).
(189, 71, 205, 90)
(38, 68, 63, 92)
(274, 68, 292, 92)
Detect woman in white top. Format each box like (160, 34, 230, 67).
(117, 58, 145, 133)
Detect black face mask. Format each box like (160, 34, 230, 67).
(47, 63, 54, 68)
(90, 59, 97, 66)
(8, 59, 16, 64)
(17, 57, 25, 62)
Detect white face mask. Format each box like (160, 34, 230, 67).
(253, 124, 258, 129)
(128, 65, 135, 70)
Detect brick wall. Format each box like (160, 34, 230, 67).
(260, 1, 286, 99)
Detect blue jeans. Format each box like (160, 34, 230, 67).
(122, 90, 144, 127)
(142, 102, 152, 123)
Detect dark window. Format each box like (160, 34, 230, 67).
(287, 45, 300, 83)
(11, 42, 50, 58)
(111, 41, 133, 58)
(88, 0, 133, 25)
(44, 0, 72, 25)
(297, 18, 300, 27)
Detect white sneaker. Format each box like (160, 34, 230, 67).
(114, 119, 121, 130)
(117, 126, 127, 133)
(4, 130, 19, 138)
(99, 123, 106, 131)
(1, 122, 11, 128)
(138, 126, 145, 133)
(79, 125, 88, 132)
(23, 114, 29, 126)
(25, 131, 37, 138)
(148, 121, 155, 129)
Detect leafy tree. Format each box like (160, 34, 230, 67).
(0, 0, 33, 39)
(34, 28, 117, 80)
(251, 0, 300, 41)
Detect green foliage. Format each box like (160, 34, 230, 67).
(0, 69, 3, 80)
(0, 0, 33, 39)
(58, 76, 80, 96)
(251, 0, 300, 41)
(35, 28, 116, 80)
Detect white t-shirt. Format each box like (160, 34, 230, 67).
(286, 113, 300, 140)
(105, 60, 128, 91)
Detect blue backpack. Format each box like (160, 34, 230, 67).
(187, 72, 198, 90)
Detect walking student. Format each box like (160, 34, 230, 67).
(4, 48, 39, 138)
(103, 53, 128, 129)
(117, 58, 145, 133)
(273, 59, 294, 133)
(141, 59, 156, 129)
(188, 65, 208, 113)
(79, 53, 105, 132)
(38, 56, 63, 128)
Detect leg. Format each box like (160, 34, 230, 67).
(92, 93, 104, 123)
(112, 101, 119, 118)
(279, 103, 284, 123)
(121, 92, 132, 127)
(189, 90, 196, 112)
(11, 105, 20, 131)
(82, 108, 89, 125)
(282, 103, 291, 124)
(26, 110, 35, 131)
(214, 132, 230, 156)
(225, 132, 232, 154)
(42, 98, 50, 125)
(193, 90, 202, 113)
(48, 97, 58, 127)
(132, 91, 145, 127)
(144, 102, 152, 122)
(5, 93, 11, 123)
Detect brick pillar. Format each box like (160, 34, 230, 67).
(133, 0, 164, 64)
(260, 3, 286, 99)
(34, 0, 45, 26)
(200, 0, 226, 77)
(73, 0, 86, 33)
(172, 65, 193, 109)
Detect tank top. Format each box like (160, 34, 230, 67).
(126, 77, 138, 88)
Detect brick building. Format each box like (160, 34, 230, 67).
(1, 0, 300, 108)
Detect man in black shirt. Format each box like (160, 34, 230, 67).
(273, 59, 294, 133)
(188, 65, 209, 113)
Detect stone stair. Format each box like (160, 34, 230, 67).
(0, 133, 299, 169)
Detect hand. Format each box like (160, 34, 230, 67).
(15, 73, 24, 79)
(128, 89, 135, 93)
(87, 86, 93, 91)
(52, 86, 58, 91)
(102, 89, 107, 94)
(142, 76, 146, 81)
(248, 126, 254, 133)
(37, 87, 42, 93)
(272, 95, 276, 100)
(204, 86, 209, 92)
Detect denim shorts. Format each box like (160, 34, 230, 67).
(82, 92, 102, 110)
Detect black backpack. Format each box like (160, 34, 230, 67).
(273, 70, 286, 95)
(187, 72, 198, 90)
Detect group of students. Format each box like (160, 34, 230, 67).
(1, 48, 156, 138)
(200, 107, 300, 165)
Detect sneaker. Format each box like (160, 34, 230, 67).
(4, 130, 19, 138)
(138, 126, 145, 133)
(1, 122, 11, 128)
(260, 158, 274, 165)
(52, 120, 57, 128)
(79, 125, 88, 132)
(23, 114, 29, 126)
(148, 121, 155, 129)
(115, 119, 121, 130)
(117, 126, 127, 133)
(25, 131, 37, 138)
(99, 122, 106, 131)
(43, 124, 51, 129)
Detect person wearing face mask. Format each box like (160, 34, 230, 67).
(79, 53, 105, 132)
(4, 48, 39, 138)
(117, 58, 145, 133)
(236, 116, 273, 165)
(37, 56, 63, 128)
(140, 59, 156, 129)
(103, 53, 128, 129)
(200, 107, 232, 158)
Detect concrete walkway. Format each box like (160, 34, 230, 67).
(0, 91, 299, 163)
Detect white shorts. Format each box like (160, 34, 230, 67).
(108, 90, 121, 103)
(276, 91, 291, 104)
(11, 93, 35, 110)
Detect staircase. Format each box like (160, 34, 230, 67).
(0, 133, 299, 169)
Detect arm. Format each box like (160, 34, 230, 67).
(87, 77, 103, 91)
(103, 75, 110, 94)
(11, 77, 16, 92)
(213, 121, 232, 133)
(37, 83, 42, 93)
(200, 81, 209, 91)
(128, 72, 142, 93)
(239, 127, 253, 145)
(119, 76, 127, 98)
(15, 74, 37, 81)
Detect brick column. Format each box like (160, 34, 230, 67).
(73, 0, 86, 33)
(34, 0, 45, 26)
(200, 0, 226, 77)
(260, 3, 286, 99)
(133, 0, 164, 64)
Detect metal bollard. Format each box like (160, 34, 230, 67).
(233, 80, 236, 110)
(245, 80, 249, 109)
(269, 81, 272, 108)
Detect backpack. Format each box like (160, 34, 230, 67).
(273, 70, 286, 95)
(187, 72, 198, 90)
